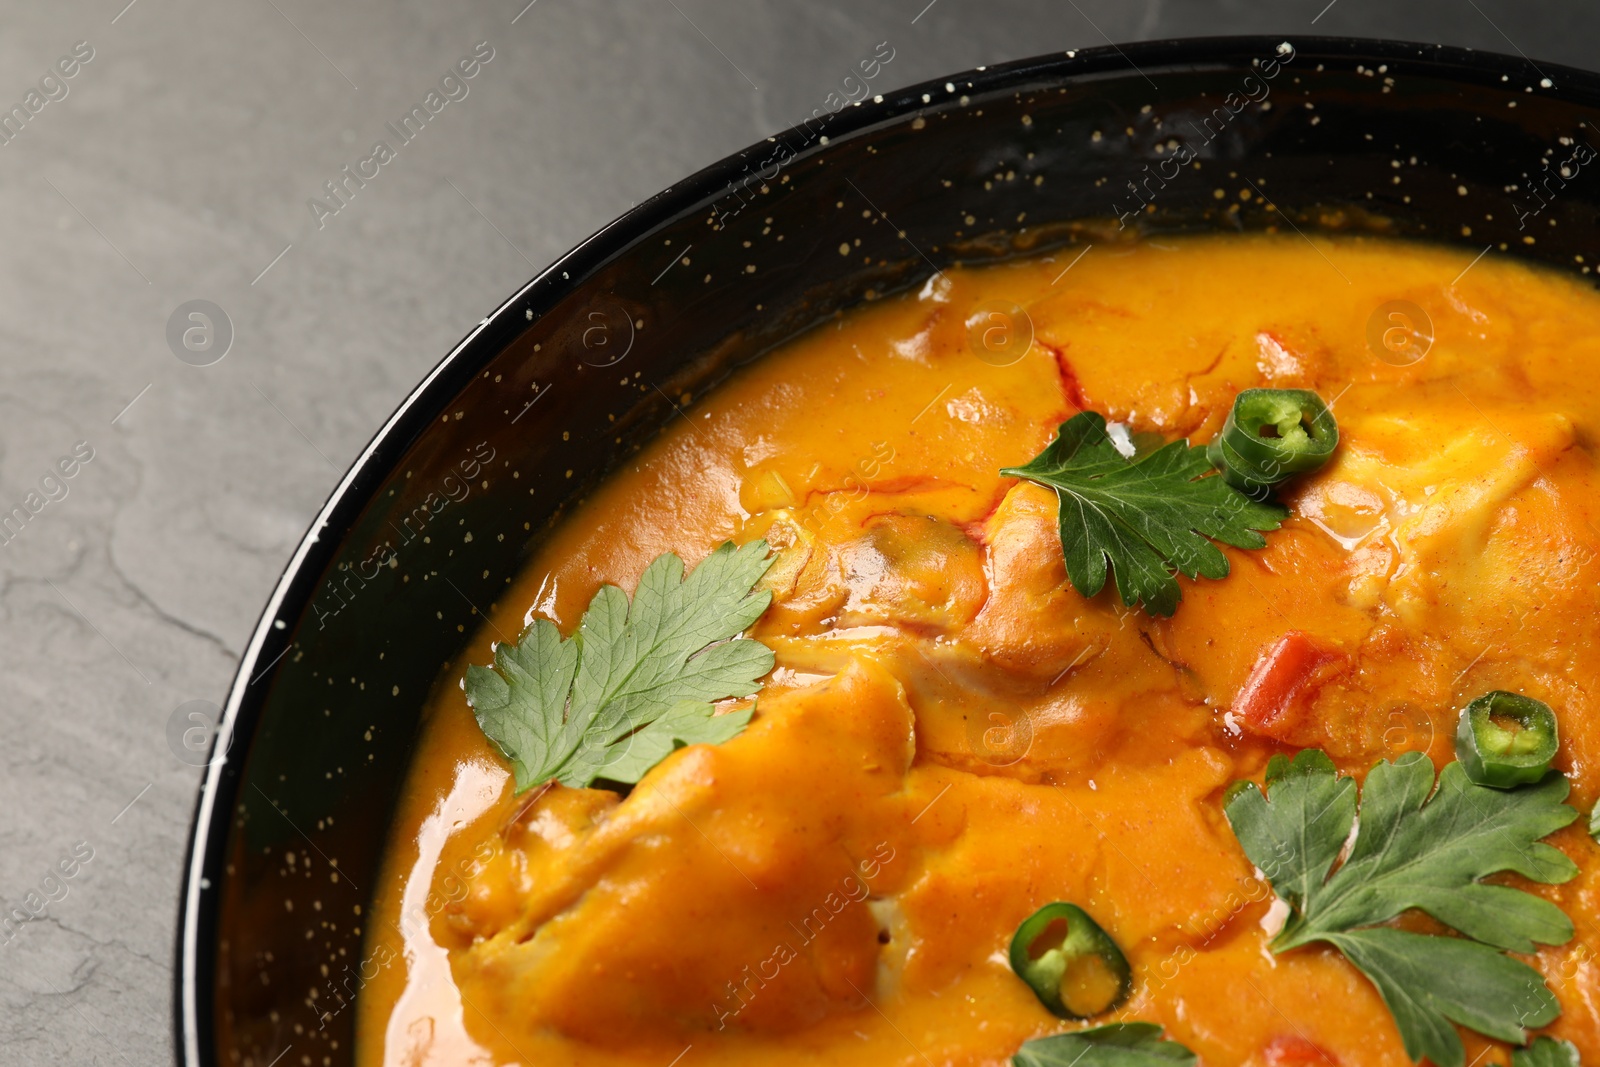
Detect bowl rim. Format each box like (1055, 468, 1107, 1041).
(173, 32, 1599, 1066)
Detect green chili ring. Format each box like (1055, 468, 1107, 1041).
(1454, 690, 1559, 789)
(1208, 388, 1339, 496)
(1008, 902, 1132, 1019)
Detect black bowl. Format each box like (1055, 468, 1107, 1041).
(176, 34, 1600, 1067)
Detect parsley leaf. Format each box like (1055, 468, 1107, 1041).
(1012, 1023, 1196, 1067)
(1226, 750, 1579, 1067)
(1001, 411, 1285, 616)
(1514, 1037, 1582, 1067)
(463, 540, 775, 792)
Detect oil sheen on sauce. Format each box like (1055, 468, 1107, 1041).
(356, 235, 1600, 1067)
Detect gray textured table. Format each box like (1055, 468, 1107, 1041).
(1, 1, 1593, 1062)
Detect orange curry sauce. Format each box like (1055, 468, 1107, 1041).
(356, 235, 1600, 1066)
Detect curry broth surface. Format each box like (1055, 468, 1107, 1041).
(355, 235, 1600, 1067)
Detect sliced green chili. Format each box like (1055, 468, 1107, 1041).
(1207, 388, 1338, 497)
(1454, 691, 1559, 789)
(1008, 902, 1131, 1019)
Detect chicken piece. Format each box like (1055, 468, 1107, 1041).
(750, 509, 986, 638)
(760, 486, 1178, 782)
(834, 513, 987, 632)
(963, 481, 1122, 681)
(444, 659, 917, 1047)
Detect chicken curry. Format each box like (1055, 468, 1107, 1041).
(355, 233, 1600, 1067)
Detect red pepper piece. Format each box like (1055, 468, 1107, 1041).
(1233, 631, 1344, 741)
(1261, 1033, 1339, 1065)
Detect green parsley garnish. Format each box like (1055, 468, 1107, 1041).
(463, 540, 775, 792)
(1012, 1022, 1196, 1067)
(1514, 1037, 1582, 1067)
(1000, 411, 1285, 616)
(1225, 749, 1579, 1067)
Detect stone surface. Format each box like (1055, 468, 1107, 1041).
(0, 0, 1593, 1063)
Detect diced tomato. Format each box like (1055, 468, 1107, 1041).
(1261, 1033, 1339, 1065)
(1233, 631, 1345, 741)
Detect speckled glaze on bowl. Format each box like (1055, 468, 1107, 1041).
(175, 35, 1600, 1067)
